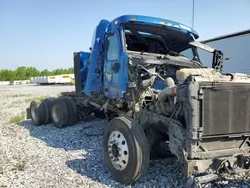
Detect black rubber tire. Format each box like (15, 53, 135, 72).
(30, 100, 46, 126)
(103, 117, 150, 185)
(41, 98, 56, 124)
(64, 97, 78, 125)
(50, 98, 70, 128)
(94, 110, 106, 119)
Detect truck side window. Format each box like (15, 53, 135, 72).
(106, 33, 119, 61)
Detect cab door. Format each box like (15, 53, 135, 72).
(103, 29, 128, 99)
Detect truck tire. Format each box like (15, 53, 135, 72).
(103, 117, 150, 184)
(51, 98, 70, 128)
(41, 98, 56, 124)
(30, 100, 46, 126)
(64, 97, 78, 125)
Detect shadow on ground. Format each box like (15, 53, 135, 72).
(18, 117, 187, 187)
(19, 115, 106, 150)
(18, 118, 250, 188)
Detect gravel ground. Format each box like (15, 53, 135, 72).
(1, 84, 250, 188)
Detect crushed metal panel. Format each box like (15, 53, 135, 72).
(84, 19, 110, 96)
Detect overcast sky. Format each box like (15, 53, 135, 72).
(1, 0, 250, 70)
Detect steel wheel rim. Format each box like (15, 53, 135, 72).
(31, 105, 38, 122)
(108, 131, 129, 170)
(52, 105, 60, 123)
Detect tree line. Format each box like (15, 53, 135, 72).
(0, 66, 74, 81)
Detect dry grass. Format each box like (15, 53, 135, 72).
(10, 94, 32, 98)
(0, 165, 4, 175)
(0, 151, 27, 176)
(12, 157, 27, 171)
(24, 95, 50, 103)
(9, 94, 52, 108)
(8, 100, 22, 108)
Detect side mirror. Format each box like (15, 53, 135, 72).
(89, 47, 92, 51)
(212, 50, 224, 72)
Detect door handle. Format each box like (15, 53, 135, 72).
(111, 62, 120, 73)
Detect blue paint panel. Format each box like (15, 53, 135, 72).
(79, 51, 90, 91)
(118, 52, 129, 96)
(111, 15, 199, 39)
(152, 76, 165, 90)
(84, 19, 110, 96)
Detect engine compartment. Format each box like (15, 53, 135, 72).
(99, 20, 250, 184)
(102, 53, 250, 181)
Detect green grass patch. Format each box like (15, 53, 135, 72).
(8, 103, 21, 108)
(57, 93, 62, 98)
(9, 111, 25, 124)
(8, 100, 22, 108)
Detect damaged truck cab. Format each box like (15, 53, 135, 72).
(77, 15, 208, 98)
(30, 15, 250, 187)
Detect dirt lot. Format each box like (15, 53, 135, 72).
(0, 84, 250, 188)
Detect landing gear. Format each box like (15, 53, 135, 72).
(103, 117, 150, 184)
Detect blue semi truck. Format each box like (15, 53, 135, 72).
(28, 15, 250, 187)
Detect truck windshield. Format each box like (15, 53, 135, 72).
(123, 24, 200, 62)
(180, 47, 196, 60)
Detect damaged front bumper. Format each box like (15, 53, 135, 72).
(184, 153, 250, 186)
